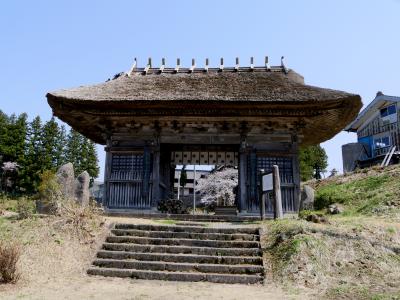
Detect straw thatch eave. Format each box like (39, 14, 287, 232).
(46, 69, 362, 146)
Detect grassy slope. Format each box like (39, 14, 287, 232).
(311, 165, 400, 217)
(263, 166, 400, 300)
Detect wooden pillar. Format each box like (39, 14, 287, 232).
(291, 133, 301, 212)
(273, 165, 284, 219)
(169, 164, 176, 196)
(142, 145, 151, 206)
(258, 170, 266, 220)
(151, 143, 160, 208)
(163, 156, 171, 199)
(102, 139, 112, 208)
(249, 149, 257, 211)
(239, 139, 248, 213)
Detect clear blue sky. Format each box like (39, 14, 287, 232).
(1, 0, 400, 179)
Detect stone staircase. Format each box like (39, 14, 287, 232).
(87, 223, 264, 284)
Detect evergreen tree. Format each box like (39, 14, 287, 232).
(65, 129, 99, 181)
(0, 113, 28, 192)
(299, 144, 328, 181)
(0, 113, 27, 163)
(66, 129, 82, 173)
(55, 125, 67, 167)
(21, 116, 43, 192)
(0, 110, 9, 191)
(180, 165, 187, 188)
(0, 110, 9, 164)
(41, 117, 61, 171)
(81, 139, 99, 179)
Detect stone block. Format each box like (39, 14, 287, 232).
(75, 171, 90, 206)
(56, 163, 75, 200)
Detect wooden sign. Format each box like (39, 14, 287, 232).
(262, 173, 273, 192)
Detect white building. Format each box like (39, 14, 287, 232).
(174, 165, 212, 197)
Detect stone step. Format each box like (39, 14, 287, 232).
(87, 267, 263, 284)
(215, 206, 237, 216)
(114, 224, 259, 235)
(105, 211, 261, 222)
(92, 259, 264, 275)
(106, 236, 260, 248)
(174, 222, 207, 226)
(96, 250, 263, 265)
(111, 229, 259, 241)
(102, 242, 261, 256)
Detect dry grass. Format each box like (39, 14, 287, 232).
(0, 201, 107, 294)
(0, 216, 300, 300)
(0, 241, 21, 284)
(57, 200, 104, 242)
(262, 218, 400, 299)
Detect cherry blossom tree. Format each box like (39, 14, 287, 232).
(196, 167, 238, 206)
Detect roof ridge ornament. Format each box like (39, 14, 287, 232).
(127, 57, 137, 77)
(235, 57, 239, 71)
(125, 56, 289, 75)
(281, 56, 288, 74)
(174, 58, 180, 73)
(143, 57, 151, 74)
(159, 58, 166, 73)
(189, 58, 195, 73)
(265, 56, 271, 71)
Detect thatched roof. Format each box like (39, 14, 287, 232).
(47, 66, 362, 145)
(48, 68, 353, 102)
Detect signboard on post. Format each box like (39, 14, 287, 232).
(262, 173, 273, 192)
(259, 165, 284, 220)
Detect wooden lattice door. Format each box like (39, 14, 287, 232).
(107, 152, 151, 209)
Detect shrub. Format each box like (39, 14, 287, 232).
(158, 198, 187, 214)
(37, 170, 63, 213)
(0, 241, 21, 283)
(57, 200, 102, 241)
(16, 197, 35, 219)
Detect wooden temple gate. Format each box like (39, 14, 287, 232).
(46, 57, 362, 216)
(103, 141, 300, 214)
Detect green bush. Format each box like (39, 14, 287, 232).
(37, 170, 63, 205)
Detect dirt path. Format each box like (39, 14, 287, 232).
(1, 275, 301, 300)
